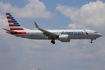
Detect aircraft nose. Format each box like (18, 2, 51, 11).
(98, 33, 102, 37)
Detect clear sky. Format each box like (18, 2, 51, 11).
(0, 0, 105, 70)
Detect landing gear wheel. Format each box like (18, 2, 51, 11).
(90, 39, 93, 44)
(51, 40, 55, 44)
(90, 41, 93, 43)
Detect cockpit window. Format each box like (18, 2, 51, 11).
(94, 32, 98, 33)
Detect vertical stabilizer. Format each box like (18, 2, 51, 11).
(6, 13, 24, 30)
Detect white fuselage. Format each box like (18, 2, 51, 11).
(14, 29, 101, 40)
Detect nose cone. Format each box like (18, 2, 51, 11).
(98, 33, 102, 37)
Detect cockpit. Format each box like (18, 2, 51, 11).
(93, 31, 102, 38)
(94, 32, 98, 33)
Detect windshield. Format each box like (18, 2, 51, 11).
(94, 32, 98, 33)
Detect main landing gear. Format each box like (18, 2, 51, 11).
(51, 40, 55, 44)
(90, 39, 93, 44)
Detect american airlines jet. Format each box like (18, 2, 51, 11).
(3, 13, 102, 44)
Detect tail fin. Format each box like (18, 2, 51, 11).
(6, 13, 24, 30)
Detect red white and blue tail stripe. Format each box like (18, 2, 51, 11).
(6, 13, 24, 30)
(6, 13, 26, 34)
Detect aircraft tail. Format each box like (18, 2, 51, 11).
(6, 13, 24, 30)
(4, 13, 27, 34)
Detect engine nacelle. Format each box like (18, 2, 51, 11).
(59, 34, 70, 42)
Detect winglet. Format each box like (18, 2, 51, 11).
(34, 22, 39, 28)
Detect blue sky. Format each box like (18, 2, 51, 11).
(2, 0, 97, 7)
(0, 0, 105, 70)
(0, 0, 98, 29)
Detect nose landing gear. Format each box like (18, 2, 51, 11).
(90, 39, 93, 44)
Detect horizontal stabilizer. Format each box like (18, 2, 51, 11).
(3, 28, 15, 32)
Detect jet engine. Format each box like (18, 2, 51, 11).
(59, 34, 70, 42)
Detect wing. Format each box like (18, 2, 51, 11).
(34, 22, 59, 39)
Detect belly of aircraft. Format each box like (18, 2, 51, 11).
(15, 34, 97, 40)
(69, 35, 96, 39)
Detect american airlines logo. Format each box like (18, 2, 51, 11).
(61, 31, 84, 35)
(84, 30, 88, 35)
(86, 32, 88, 35)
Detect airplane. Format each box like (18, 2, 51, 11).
(3, 13, 102, 44)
